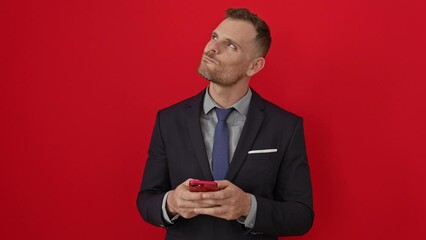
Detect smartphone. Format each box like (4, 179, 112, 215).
(189, 180, 218, 192)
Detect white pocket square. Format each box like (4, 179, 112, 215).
(248, 149, 278, 154)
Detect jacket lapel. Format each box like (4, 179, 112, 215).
(184, 90, 214, 180)
(226, 90, 266, 181)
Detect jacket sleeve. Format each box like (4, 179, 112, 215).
(253, 118, 314, 236)
(136, 111, 171, 227)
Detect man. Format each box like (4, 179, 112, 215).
(137, 8, 314, 240)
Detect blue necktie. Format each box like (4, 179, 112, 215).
(212, 108, 233, 180)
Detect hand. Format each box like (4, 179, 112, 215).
(166, 179, 217, 219)
(193, 180, 251, 221)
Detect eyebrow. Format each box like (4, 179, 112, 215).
(212, 31, 242, 49)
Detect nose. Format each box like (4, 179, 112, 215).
(207, 40, 219, 54)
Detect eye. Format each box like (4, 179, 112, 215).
(226, 42, 237, 49)
(211, 34, 218, 40)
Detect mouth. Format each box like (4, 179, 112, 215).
(202, 55, 218, 64)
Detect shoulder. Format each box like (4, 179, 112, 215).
(153, 90, 205, 129)
(157, 90, 205, 115)
(251, 89, 302, 123)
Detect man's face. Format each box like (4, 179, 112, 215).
(198, 18, 259, 87)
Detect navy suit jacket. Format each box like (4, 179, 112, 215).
(137, 89, 314, 240)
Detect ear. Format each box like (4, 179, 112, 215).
(246, 57, 265, 77)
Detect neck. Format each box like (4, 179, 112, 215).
(208, 81, 250, 108)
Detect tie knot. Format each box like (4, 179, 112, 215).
(215, 108, 233, 121)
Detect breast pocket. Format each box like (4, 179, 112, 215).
(246, 151, 279, 161)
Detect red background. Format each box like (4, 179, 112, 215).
(1, 0, 425, 239)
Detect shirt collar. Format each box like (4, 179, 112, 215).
(203, 87, 252, 116)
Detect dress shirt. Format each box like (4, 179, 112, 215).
(162, 88, 257, 229)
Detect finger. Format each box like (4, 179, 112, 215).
(201, 189, 228, 200)
(182, 191, 204, 201)
(182, 178, 197, 188)
(215, 180, 231, 190)
(177, 199, 218, 209)
(193, 206, 225, 217)
(193, 199, 222, 207)
(179, 209, 198, 219)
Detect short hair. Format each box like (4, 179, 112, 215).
(226, 8, 272, 57)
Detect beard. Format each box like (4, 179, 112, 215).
(198, 55, 246, 87)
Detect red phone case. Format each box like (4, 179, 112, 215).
(189, 180, 218, 192)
